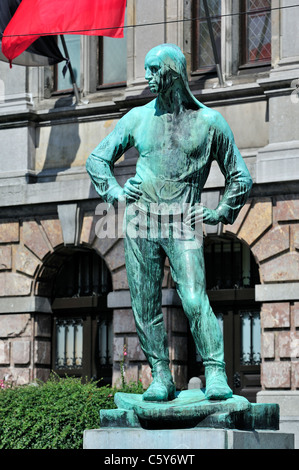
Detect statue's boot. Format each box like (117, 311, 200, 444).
(204, 363, 233, 400)
(143, 363, 176, 402)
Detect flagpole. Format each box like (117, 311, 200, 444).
(202, 0, 224, 87)
(60, 35, 81, 104)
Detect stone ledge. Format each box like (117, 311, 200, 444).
(255, 283, 299, 302)
(0, 296, 52, 314)
(83, 428, 294, 450)
(108, 289, 181, 309)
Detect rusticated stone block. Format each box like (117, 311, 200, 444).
(105, 239, 126, 272)
(0, 313, 31, 337)
(141, 364, 152, 388)
(12, 368, 30, 386)
(262, 361, 291, 388)
(34, 314, 51, 338)
(126, 336, 146, 361)
(173, 364, 188, 390)
(238, 198, 272, 246)
(278, 331, 299, 359)
(171, 336, 188, 361)
(171, 308, 188, 333)
(274, 198, 299, 222)
(261, 303, 290, 328)
(0, 246, 12, 270)
(14, 244, 40, 277)
(80, 214, 95, 245)
(22, 220, 51, 260)
(35, 368, 51, 382)
(292, 224, 299, 250)
(0, 272, 32, 296)
(12, 340, 31, 365)
(93, 233, 118, 257)
(113, 336, 125, 361)
(34, 340, 51, 365)
(251, 225, 289, 262)
(262, 332, 275, 358)
(123, 365, 139, 384)
(113, 309, 136, 334)
(112, 267, 129, 290)
(0, 221, 19, 243)
(40, 218, 63, 248)
(292, 362, 299, 388)
(224, 201, 251, 235)
(260, 252, 299, 282)
(294, 303, 299, 328)
(0, 341, 10, 365)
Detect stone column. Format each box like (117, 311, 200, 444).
(256, 0, 299, 185)
(0, 61, 36, 184)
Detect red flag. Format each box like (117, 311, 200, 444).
(2, 0, 126, 65)
(0, 0, 65, 67)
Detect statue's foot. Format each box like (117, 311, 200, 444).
(142, 377, 176, 402)
(205, 364, 233, 400)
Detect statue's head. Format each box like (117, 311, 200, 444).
(144, 43, 189, 94)
(144, 44, 204, 109)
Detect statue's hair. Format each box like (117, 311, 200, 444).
(146, 44, 205, 109)
(146, 43, 188, 84)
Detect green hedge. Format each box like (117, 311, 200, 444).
(0, 374, 143, 449)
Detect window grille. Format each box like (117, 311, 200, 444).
(240, 310, 261, 365)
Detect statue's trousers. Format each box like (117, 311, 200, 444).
(124, 216, 225, 374)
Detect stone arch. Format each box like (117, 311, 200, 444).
(222, 196, 298, 284)
(222, 195, 299, 391)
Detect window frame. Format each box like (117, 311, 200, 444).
(190, 0, 272, 79)
(97, 37, 127, 89)
(239, 0, 272, 71)
(52, 299, 113, 384)
(191, 0, 222, 76)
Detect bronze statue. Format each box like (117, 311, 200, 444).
(86, 44, 252, 402)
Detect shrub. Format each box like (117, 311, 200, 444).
(0, 374, 144, 449)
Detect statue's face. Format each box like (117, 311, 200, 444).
(144, 52, 175, 94)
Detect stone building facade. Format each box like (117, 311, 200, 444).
(0, 0, 298, 443)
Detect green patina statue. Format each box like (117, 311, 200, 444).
(86, 44, 252, 403)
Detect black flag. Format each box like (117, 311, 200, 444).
(0, 0, 65, 66)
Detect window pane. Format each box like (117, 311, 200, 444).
(57, 35, 81, 90)
(194, 0, 221, 70)
(98, 318, 113, 366)
(101, 8, 127, 85)
(245, 0, 271, 63)
(55, 318, 83, 369)
(240, 310, 261, 365)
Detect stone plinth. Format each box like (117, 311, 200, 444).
(83, 427, 294, 450)
(83, 389, 294, 449)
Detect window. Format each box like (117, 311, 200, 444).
(240, 0, 271, 67)
(98, 7, 127, 87)
(192, 0, 221, 73)
(51, 250, 113, 385)
(56, 35, 81, 91)
(191, 0, 272, 76)
(204, 237, 260, 290)
(43, 35, 81, 97)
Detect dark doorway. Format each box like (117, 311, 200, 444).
(51, 249, 113, 385)
(188, 236, 261, 402)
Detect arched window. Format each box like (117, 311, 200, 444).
(188, 236, 261, 402)
(51, 249, 113, 385)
